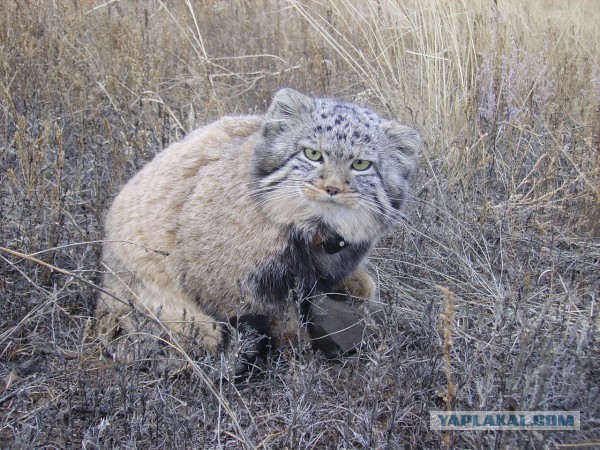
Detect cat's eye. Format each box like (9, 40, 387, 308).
(303, 148, 323, 162)
(351, 159, 372, 171)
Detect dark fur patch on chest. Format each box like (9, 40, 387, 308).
(249, 229, 369, 304)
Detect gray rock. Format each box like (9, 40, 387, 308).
(307, 294, 385, 358)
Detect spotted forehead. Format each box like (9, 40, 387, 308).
(309, 100, 383, 151)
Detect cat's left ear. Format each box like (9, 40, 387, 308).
(384, 122, 421, 160)
(263, 88, 314, 137)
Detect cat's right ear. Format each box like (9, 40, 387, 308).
(262, 88, 314, 138)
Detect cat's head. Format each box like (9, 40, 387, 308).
(250, 88, 420, 244)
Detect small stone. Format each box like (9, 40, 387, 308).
(307, 294, 384, 358)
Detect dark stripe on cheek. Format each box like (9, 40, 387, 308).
(262, 178, 283, 189)
(253, 150, 299, 179)
(386, 186, 404, 210)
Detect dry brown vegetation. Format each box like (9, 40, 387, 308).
(1, 0, 599, 448)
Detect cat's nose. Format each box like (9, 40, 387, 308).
(325, 185, 340, 196)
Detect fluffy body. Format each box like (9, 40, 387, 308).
(96, 89, 420, 355)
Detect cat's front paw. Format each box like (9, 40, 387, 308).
(337, 267, 377, 300)
(221, 314, 273, 382)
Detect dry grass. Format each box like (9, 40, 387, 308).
(1, 0, 598, 448)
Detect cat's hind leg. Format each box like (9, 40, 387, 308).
(95, 273, 224, 367)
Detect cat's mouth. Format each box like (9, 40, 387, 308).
(319, 195, 360, 211)
(301, 184, 359, 208)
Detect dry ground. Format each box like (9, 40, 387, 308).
(1, 1, 598, 448)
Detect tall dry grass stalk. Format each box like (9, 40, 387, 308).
(1, 0, 598, 448)
(437, 285, 457, 448)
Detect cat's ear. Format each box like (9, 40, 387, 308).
(380, 122, 420, 211)
(384, 122, 421, 160)
(263, 88, 313, 137)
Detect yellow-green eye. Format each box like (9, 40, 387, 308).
(304, 148, 323, 162)
(351, 159, 372, 171)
